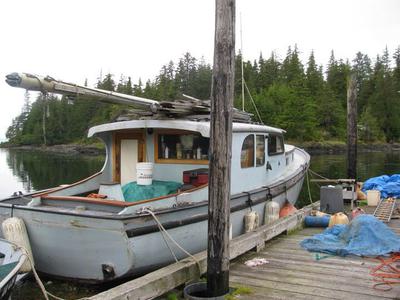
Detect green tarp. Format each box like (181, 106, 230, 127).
(122, 180, 182, 202)
(0, 262, 17, 281)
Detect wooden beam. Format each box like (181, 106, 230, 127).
(88, 202, 318, 300)
(207, 0, 235, 296)
(347, 73, 357, 180)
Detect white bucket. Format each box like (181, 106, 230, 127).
(367, 190, 380, 206)
(136, 162, 153, 185)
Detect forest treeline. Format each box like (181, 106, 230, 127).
(6, 45, 400, 145)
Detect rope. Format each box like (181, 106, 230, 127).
(243, 81, 263, 124)
(370, 253, 400, 291)
(306, 170, 313, 204)
(9, 242, 90, 300)
(142, 208, 202, 275)
(308, 168, 331, 181)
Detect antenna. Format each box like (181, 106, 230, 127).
(240, 13, 245, 111)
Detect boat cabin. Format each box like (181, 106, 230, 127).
(87, 119, 292, 198)
(28, 119, 296, 212)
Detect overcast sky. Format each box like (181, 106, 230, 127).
(0, 0, 399, 140)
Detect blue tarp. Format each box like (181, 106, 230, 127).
(300, 215, 400, 256)
(362, 174, 400, 198)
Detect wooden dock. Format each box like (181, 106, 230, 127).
(229, 204, 400, 300)
(89, 202, 400, 300)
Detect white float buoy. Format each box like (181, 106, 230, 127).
(244, 211, 259, 233)
(2, 217, 34, 272)
(264, 201, 280, 225)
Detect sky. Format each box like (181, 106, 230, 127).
(0, 0, 399, 141)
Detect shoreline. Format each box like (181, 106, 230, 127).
(296, 142, 400, 154)
(1, 144, 105, 156)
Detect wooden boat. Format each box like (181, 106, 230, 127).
(0, 73, 310, 283)
(0, 239, 27, 300)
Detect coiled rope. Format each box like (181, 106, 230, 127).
(370, 253, 400, 291)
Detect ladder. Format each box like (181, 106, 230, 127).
(373, 198, 396, 222)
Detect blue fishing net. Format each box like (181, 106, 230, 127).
(362, 174, 400, 198)
(300, 215, 400, 256)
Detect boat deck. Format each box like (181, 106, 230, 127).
(229, 204, 400, 300)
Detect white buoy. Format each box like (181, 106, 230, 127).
(244, 211, 259, 233)
(2, 217, 34, 272)
(264, 201, 280, 225)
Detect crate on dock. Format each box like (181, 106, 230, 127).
(320, 186, 344, 214)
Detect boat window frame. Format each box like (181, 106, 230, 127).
(240, 134, 255, 169)
(256, 134, 266, 167)
(267, 134, 285, 156)
(154, 129, 209, 165)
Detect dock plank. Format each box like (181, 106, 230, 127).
(229, 274, 394, 300)
(231, 267, 394, 298)
(229, 284, 331, 300)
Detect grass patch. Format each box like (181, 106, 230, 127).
(166, 292, 179, 300)
(225, 286, 253, 300)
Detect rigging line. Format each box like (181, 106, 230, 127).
(240, 12, 245, 112)
(244, 81, 263, 124)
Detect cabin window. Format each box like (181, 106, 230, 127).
(241, 135, 254, 168)
(268, 134, 284, 155)
(155, 132, 209, 164)
(256, 135, 265, 167)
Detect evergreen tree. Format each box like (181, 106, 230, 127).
(7, 46, 400, 145)
(352, 52, 372, 113)
(306, 51, 324, 97)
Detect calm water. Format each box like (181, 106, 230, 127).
(2, 148, 400, 299)
(0, 148, 105, 198)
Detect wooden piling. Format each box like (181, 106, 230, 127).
(347, 73, 357, 180)
(207, 0, 235, 296)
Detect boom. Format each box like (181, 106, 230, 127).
(5, 72, 253, 122)
(5, 73, 160, 112)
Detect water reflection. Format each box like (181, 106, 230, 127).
(0, 149, 105, 198)
(297, 150, 400, 207)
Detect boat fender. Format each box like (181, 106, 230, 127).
(244, 211, 259, 233)
(264, 201, 280, 225)
(328, 212, 349, 227)
(351, 207, 365, 219)
(2, 217, 34, 272)
(279, 202, 298, 218)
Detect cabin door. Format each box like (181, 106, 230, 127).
(120, 139, 138, 185)
(113, 131, 145, 184)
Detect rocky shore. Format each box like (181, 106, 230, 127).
(2, 144, 105, 156)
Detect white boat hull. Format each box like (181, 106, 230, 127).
(0, 161, 307, 283)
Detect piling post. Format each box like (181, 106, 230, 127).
(207, 0, 235, 296)
(347, 73, 357, 180)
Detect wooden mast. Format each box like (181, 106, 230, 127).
(207, 0, 235, 296)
